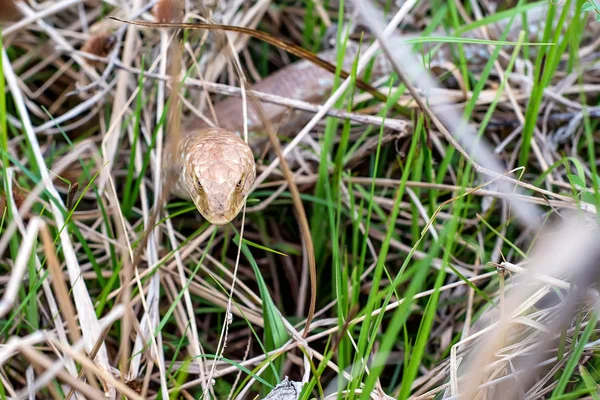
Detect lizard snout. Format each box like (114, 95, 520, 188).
(203, 183, 238, 225)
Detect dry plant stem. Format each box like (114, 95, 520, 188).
(446, 285, 552, 397)
(109, 16, 396, 120)
(459, 223, 600, 398)
(16, 2, 100, 83)
(40, 219, 102, 395)
(115, 26, 185, 396)
(198, 24, 253, 396)
(30, 307, 125, 400)
(2, 47, 113, 394)
(0, 216, 40, 318)
(227, 334, 253, 400)
(92, 56, 165, 295)
(100, 1, 142, 382)
(64, 309, 135, 400)
(499, 262, 572, 290)
(39, 224, 82, 341)
(0, 141, 103, 276)
(48, 338, 144, 400)
(101, 0, 142, 191)
(251, 0, 418, 191)
(499, 265, 506, 320)
(20, 346, 106, 400)
(255, 174, 595, 215)
(63, 333, 110, 400)
(161, 276, 200, 377)
(3, 0, 81, 36)
(0, 176, 81, 389)
(468, 0, 551, 183)
(164, 218, 210, 389)
(310, 0, 332, 27)
(175, 271, 498, 394)
(353, 0, 543, 231)
(183, 41, 219, 124)
(202, 209, 249, 396)
(193, 0, 269, 112)
(128, 21, 177, 398)
(0, 374, 16, 399)
(252, 96, 317, 339)
(369, 32, 473, 162)
(71, 50, 409, 131)
(28, 80, 117, 134)
(131, 269, 166, 395)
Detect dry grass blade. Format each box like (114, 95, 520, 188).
(63, 50, 408, 131)
(2, 45, 113, 395)
(124, 12, 184, 286)
(119, 25, 185, 388)
(20, 307, 126, 399)
(39, 224, 81, 344)
(19, 346, 106, 400)
(5, 0, 600, 398)
(48, 337, 145, 400)
(196, 6, 319, 344)
(457, 219, 600, 398)
(107, 16, 402, 112)
(64, 309, 126, 400)
(347, 0, 600, 397)
(251, 95, 317, 340)
(0, 217, 40, 318)
(0, 0, 20, 21)
(350, 0, 541, 229)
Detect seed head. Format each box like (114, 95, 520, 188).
(0, 0, 20, 22)
(153, 0, 184, 23)
(80, 33, 116, 66)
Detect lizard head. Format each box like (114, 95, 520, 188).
(183, 129, 256, 225)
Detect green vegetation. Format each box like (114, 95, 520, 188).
(1, 0, 600, 398)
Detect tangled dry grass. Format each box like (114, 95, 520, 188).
(2, 0, 600, 399)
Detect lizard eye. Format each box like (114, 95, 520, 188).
(236, 179, 243, 190)
(197, 181, 203, 191)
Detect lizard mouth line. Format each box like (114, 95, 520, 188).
(202, 214, 231, 226)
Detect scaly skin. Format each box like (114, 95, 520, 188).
(174, 42, 390, 225)
(171, 31, 511, 225)
(170, 127, 256, 225)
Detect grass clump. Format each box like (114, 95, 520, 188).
(1, 1, 600, 399)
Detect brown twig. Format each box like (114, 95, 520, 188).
(250, 94, 317, 340)
(107, 16, 406, 115)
